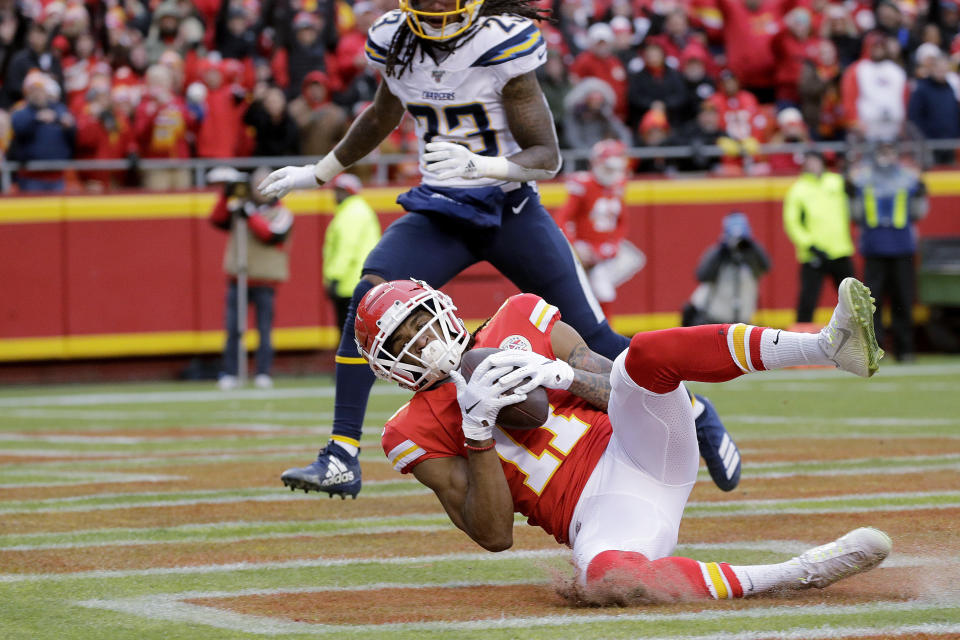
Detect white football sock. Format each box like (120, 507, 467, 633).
(759, 329, 831, 370)
(330, 439, 359, 458)
(730, 558, 805, 595)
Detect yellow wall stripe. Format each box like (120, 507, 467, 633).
(706, 562, 729, 599)
(0, 305, 930, 362)
(6, 170, 960, 224)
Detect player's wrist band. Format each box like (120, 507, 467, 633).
(313, 152, 345, 184)
(464, 440, 496, 452)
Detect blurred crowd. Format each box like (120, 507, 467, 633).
(1, 0, 960, 191)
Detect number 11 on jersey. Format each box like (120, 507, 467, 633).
(492, 411, 592, 494)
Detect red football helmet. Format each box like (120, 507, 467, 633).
(354, 279, 470, 391)
(590, 139, 628, 186)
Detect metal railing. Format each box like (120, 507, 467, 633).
(0, 137, 953, 193)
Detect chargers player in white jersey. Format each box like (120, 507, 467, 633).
(258, 0, 740, 500)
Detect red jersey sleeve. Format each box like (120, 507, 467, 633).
(381, 385, 465, 474)
(478, 293, 561, 358)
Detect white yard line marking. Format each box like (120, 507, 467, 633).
(0, 362, 955, 409)
(0, 528, 937, 572)
(0, 513, 450, 541)
(0, 548, 567, 583)
(0, 471, 186, 489)
(0, 385, 411, 407)
(725, 415, 959, 426)
(3, 488, 959, 516)
(72, 593, 960, 636)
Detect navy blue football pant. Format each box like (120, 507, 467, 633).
(332, 184, 630, 445)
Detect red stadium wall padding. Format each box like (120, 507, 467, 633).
(0, 222, 66, 338)
(1, 177, 958, 360)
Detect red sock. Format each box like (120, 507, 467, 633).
(586, 550, 744, 601)
(624, 324, 756, 393)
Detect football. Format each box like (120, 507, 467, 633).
(458, 347, 549, 430)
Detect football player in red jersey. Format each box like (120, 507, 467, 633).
(361, 278, 891, 604)
(556, 139, 645, 316)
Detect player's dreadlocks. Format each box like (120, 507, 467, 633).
(384, 0, 551, 78)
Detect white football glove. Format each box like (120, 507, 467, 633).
(257, 164, 317, 199)
(423, 141, 495, 180)
(489, 350, 575, 393)
(449, 364, 527, 441)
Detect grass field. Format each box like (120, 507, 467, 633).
(2, 358, 960, 639)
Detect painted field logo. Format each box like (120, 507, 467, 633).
(499, 335, 531, 351)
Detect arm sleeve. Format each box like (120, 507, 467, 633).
(248, 206, 294, 245)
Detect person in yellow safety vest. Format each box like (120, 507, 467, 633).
(323, 173, 382, 334)
(849, 141, 928, 362)
(783, 150, 856, 323)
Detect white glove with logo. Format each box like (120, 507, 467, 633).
(449, 364, 527, 441)
(423, 141, 501, 180)
(257, 165, 317, 199)
(488, 350, 575, 394)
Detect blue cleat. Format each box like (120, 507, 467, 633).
(280, 445, 362, 499)
(694, 394, 741, 492)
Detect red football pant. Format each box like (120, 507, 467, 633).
(624, 324, 754, 394)
(586, 550, 744, 601)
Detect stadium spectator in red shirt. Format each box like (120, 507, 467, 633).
(333, 1, 382, 91)
(647, 7, 713, 74)
(192, 59, 248, 158)
(766, 107, 811, 173)
(570, 22, 629, 121)
(75, 82, 137, 191)
(715, 0, 787, 101)
(771, 7, 823, 107)
(271, 11, 340, 100)
(134, 64, 195, 190)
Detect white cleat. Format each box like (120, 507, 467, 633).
(254, 374, 274, 389)
(819, 277, 884, 377)
(795, 527, 892, 589)
(217, 375, 239, 391)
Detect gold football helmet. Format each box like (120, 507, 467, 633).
(398, 0, 485, 41)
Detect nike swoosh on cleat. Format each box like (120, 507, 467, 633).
(512, 197, 529, 214)
(773, 330, 781, 345)
(833, 328, 852, 354)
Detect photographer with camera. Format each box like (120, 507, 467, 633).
(683, 212, 771, 326)
(209, 166, 294, 390)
